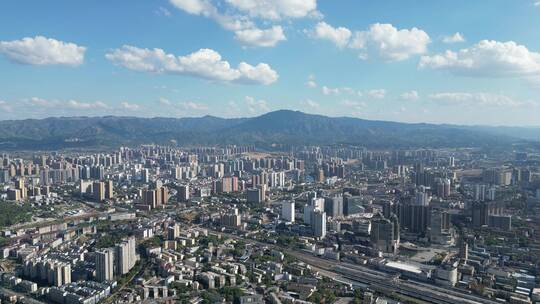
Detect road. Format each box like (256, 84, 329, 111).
(214, 230, 500, 304)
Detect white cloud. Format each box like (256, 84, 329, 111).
(0, 100, 12, 113)
(308, 22, 430, 61)
(349, 23, 430, 61)
(366, 89, 386, 99)
(322, 86, 340, 95)
(25, 97, 109, 110)
(67, 100, 108, 110)
(234, 25, 286, 47)
(400, 90, 419, 101)
(159, 97, 172, 105)
(169, 0, 215, 15)
(427, 92, 537, 107)
(29, 97, 58, 107)
(245, 96, 269, 113)
(321, 86, 355, 96)
(301, 99, 320, 109)
(169, 0, 288, 47)
(180, 101, 208, 110)
(156, 6, 172, 17)
(534, 1, 540, 6)
(341, 99, 366, 111)
(419, 40, 540, 77)
(309, 22, 351, 48)
(442, 32, 465, 44)
(120, 101, 141, 111)
(225, 0, 317, 20)
(0, 36, 85, 66)
(26, 97, 107, 110)
(305, 75, 317, 88)
(106, 46, 278, 85)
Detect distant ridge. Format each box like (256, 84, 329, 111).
(0, 110, 535, 150)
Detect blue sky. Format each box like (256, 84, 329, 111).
(1, 0, 540, 126)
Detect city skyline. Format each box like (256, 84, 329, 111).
(1, 0, 540, 126)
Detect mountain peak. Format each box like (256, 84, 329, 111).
(0, 111, 529, 150)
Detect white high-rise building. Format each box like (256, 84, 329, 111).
(311, 197, 325, 210)
(141, 168, 149, 183)
(282, 201, 295, 223)
(487, 187, 496, 201)
(115, 237, 137, 275)
(96, 249, 114, 282)
(179, 184, 190, 201)
(415, 190, 430, 206)
(474, 184, 486, 202)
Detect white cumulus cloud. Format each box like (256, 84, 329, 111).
(105, 46, 278, 85)
(169, 0, 215, 15)
(301, 99, 320, 109)
(67, 100, 108, 110)
(427, 92, 536, 107)
(245, 96, 269, 113)
(0, 100, 12, 113)
(419, 40, 540, 77)
(309, 22, 352, 49)
(180, 101, 209, 110)
(366, 89, 386, 99)
(234, 25, 286, 47)
(349, 23, 430, 61)
(225, 0, 317, 20)
(305, 75, 317, 88)
(400, 90, 419, 101)
(442, 32, 465, 43)
(0, 36, 85, 66)
(159, 97, 172, 105)
(169, 0, 289, 47)
(120, 102, 141, 111)
(308, 22, 430, 61)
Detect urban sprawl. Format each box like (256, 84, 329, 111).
(0, 145, 539, 304)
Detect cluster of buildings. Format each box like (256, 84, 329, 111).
(0, 145, 539, 303)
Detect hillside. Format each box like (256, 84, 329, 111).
(0, 110, 534, 150)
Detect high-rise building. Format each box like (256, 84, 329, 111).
(436, 178, 451, 198)
(370, 215, 399, 254)
(324, 196, 344, 217)
(487, 187, 496, 201)
(246, 185, 266, 203)
(115, 237, 137, 275)
(93, 181, 105, 201)
(141, 168, 149, 183)
(221, 208, 241, 228)
(105, 180, 114, 199)
(179, 185, 190, 201)
(96, 249, 114, 282)
(397, 189, 431, 235)
(15, 178, 26, 199)
(430, 209, 452, 244)
(167, 224, 180, 240)
(474, 184, 486, 202)
(7, 188, 22, 201)
(282, 201, 295, 223)
(311, 210, 326, 238)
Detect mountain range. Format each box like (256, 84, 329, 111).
(0, 110, 537, 150)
